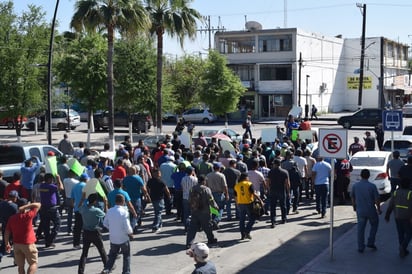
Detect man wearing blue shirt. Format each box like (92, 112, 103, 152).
(352, 169, 382, 253)
(20, 156, 41, 201)
(107, 179, 137, 223)
(71, 173, 88, 249)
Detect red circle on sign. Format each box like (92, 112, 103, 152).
(322, 133, 343, 154)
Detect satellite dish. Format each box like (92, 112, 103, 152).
(245, 21, 262, 31)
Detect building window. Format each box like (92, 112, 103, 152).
(258, 35, 292, 52)
(260, 64, 292, 80)
(218, 37, 255, 54)
(230, 65, 255, 81)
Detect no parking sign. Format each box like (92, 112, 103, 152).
(319, 129, 347, 159)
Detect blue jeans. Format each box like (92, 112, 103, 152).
(182, 199, 191, 228)
(225, 188, 238, 220)
(238, 203, 256, 236)
(105, 241, 130, 274)
(40, 206, 61, 246)
(315, 184, 329, 215)
(390, 177, 400, 193)
(395, 218, 412, 252)
(130, 198, 142, 228)
(357, 213, 379, 251)
(212, 192, 224, 223)
(152, 199, 165, 229)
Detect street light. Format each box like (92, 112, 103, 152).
(305, 75, 310, 118)
(46, 0, 60, 145)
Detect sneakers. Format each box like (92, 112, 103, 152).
(245, 233, 252, 240)
(207, 238, 218, 245)
(270, 223, 275, 228)
(45, 243, 56, 249)
(367, 244, 377, 250)
(152, 227, 161, 233)
(73, 245, 82, 250)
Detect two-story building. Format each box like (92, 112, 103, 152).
(215, 22, 410, 119)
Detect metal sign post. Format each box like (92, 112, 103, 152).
(319, 129, 348, 261)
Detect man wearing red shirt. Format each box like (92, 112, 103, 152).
(4, 172, 28, 200)
(111, 159, 127, 182)
(5, 200, 41, 274)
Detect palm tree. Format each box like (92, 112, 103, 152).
(145, 0, 202, 133)
(70, 0, 150, 149)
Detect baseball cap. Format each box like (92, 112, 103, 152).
(213, 162, 222, 169)
(17, 198, 28, 207)
(160, 144, 167, 149)
(47, 151, 55, 156)
(237, 154, 244, 160)
(80, 173, 90, 181)
(105, 166, 114, 172)
(186, 243, 209, 262)
(8, 190, 19, 199)
(186, 166, 194, 174)
(119, 144, 125, 148)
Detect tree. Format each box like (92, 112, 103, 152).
(71, 0, 150, 150)
(145, 0, 202, 133)
(55, 33, 107, 141)
(0, 2, 49, 141)
(199, 50, 245, 125)
(163, 54, 204, 114)
(114, 37, 157, 138)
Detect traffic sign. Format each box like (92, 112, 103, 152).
(383, 110, 403, 131)
(319, 129, 348, 159)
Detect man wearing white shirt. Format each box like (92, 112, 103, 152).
(102, 194, 133, 274)
(63, 170, 79, 235)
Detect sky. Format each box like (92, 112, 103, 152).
(12, 0, 412, 56)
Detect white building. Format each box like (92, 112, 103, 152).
(215, 23, 410, 119)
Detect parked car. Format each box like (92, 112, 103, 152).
(25, 109, 81, 131)
(337, 108, 382, 129)
(0, 143, 63, 182)
(348, 151, 392, 197)
(382, 136, 412, 161)
(402, 103, 412, 117)
(0, 115, 27, 129)
(181, 108, 217, 124)
(93, 111, 152, 133)
(162, 112, 177, 123)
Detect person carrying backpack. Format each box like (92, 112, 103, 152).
(186, 175, 218, 249)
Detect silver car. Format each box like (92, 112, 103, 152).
(402, 103, 412, 117)
(181, 108, 217, 124)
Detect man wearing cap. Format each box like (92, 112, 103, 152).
(349, 137, 365, 156)
(20, 156, 41, 201)
(71, 173, 89, 249)
(0, 190, 19, 262)
(186, 242, 217, 274)
(206, 163, 228, 228)
(102, 166, 115, 192)
(5, 199, 41, 274)
(364, 131, 376, 151)
(160, 155, 177, 215)
(181, 166, 198, 229)
(39, 173, 64, 248)
(235, 154, 248, 173)
(122, 166, 150, 232)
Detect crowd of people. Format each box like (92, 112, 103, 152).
(1, 113, 412, 273)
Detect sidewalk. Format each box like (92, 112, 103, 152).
(299, 202, 412, 274)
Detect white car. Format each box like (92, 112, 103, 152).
(181, 108, 217, 124)
(348, 151, 392, 196)
(26, 109, 81, 131)
(402, 103, 412, 117)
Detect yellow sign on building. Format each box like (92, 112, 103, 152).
(347, 76, 372, 89)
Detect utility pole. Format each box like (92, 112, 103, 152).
(357, 3, 366, 109)
(298, 52, 302, 107)
(198, 16, 225, 50)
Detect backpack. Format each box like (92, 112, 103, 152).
(288, 165, 302, 187)
(189, 188, 205, 211)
